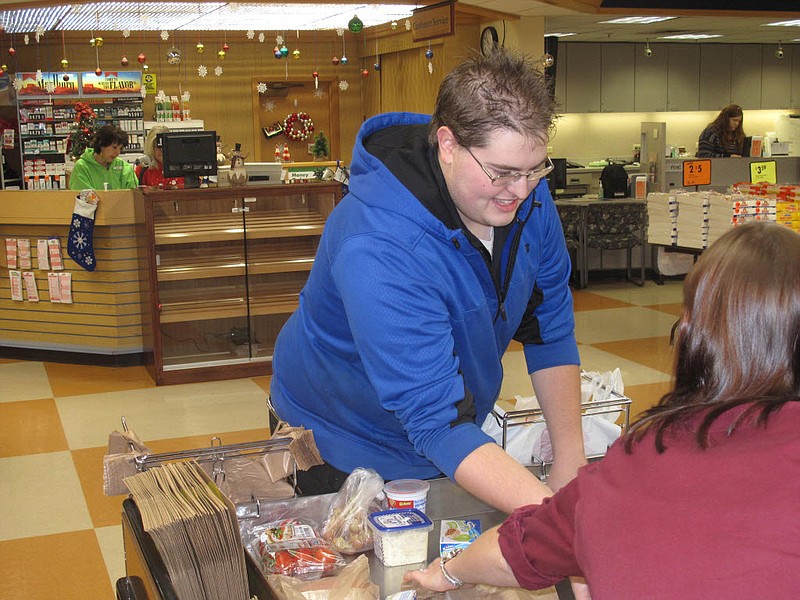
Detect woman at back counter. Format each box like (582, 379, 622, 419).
(696, 104, 746, 158)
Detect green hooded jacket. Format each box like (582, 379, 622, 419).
(69, 148, 138, 190)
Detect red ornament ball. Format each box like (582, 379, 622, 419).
(62, 74, 70, 82)
(361, 69, 369, 78)
(8, 47, 15, 56)
(95, 68, 102, 76)
(331, 56, 340, 65)
(121, 56, 129, 67)
(137, 53, 146, 64)
(312, 70, 318, 79)
(222, 42, 230, 52)
(0, 68, 4, 77)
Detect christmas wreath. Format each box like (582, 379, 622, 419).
(283, 112, 314, 141)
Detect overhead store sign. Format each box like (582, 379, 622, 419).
(411, 0, 455, 42)
(81, 71, 142, 95)
(17, 72, 79, 96)
(682, 159, 711, 187)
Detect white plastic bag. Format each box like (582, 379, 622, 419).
(481, 396, 546, 466)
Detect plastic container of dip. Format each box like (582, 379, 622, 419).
(384, 479, 430, 514)
(367, 508, 433, 567)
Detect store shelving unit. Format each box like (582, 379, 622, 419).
(135, 182, 343, 385)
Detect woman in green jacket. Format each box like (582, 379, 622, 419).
(69, 124, 138, 190)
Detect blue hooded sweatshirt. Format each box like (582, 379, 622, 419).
(271, 112, 579, 481)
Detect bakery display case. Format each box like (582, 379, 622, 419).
(136, 182, 343, 384)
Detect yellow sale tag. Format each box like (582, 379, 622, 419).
(749, 161, 777, 184)
(142, 73, 157, 95)
(682, 160, 711, 187)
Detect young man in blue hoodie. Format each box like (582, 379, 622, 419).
(271, 49, 585, 513)
(69, 124, 137, 190)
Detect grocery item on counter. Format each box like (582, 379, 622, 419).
(367, 508, 433, 567)
(440, 519, 481, 558)
(383, 479, 430, 514)
(244, 517, 346, 580)
(321, 467, 384, 554)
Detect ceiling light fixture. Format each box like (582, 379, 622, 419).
(601, 16, 676, 25)
(659, 33, 722, 40)
(765, 19, 800, 27)
(776, 42, 784, 58)
(644, 40, 653, 58)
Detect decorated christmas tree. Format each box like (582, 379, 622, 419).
(312, 130, 330, 160)
(67, 102, 98, 161)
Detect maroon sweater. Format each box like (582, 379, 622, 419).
(498, 402, 800, 599)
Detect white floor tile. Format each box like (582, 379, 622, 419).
(575, 306, 678, 344)
(0, 362, 53, 403)
(95, 525, 125, 594)
(585, 279, 684, 306)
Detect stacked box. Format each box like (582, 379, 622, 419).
(646, 192, 678, 246)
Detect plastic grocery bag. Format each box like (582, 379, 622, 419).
(320, 467, 384, 554)
(481, 396, 547, 466)
(267, 554, 378, 600)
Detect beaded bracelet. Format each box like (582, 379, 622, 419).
(440, 550, 464, 588)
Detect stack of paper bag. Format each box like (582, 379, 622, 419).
(124, 461, 250, 600)
(676, 191, 710, 249)
(646, 192, 678, 246)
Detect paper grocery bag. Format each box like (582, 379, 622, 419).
(103, 430, 151, 496)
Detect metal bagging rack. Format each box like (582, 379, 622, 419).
(489, 371, 633, 478)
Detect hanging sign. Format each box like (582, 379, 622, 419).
(749, 160, 777, 184)
(411, 0, 455, 42)
(81, 71, 142, 95)
(16, 72, 80, 96)
(142, 73, 157, 95)
(682, 159, 711, 187)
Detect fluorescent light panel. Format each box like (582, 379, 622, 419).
(659, 33, 722, 39)
(0, 2, 418, 33)
(547, 32, 577, 38)
(765, 19, 800, 27)
(600, 16, 676, 24)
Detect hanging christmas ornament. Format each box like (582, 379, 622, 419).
(198, 64, 208, 77)
(121, 56, 129, 67)
(95, 67, 102, 76)
(391, 21, 398, 30)
(143, 64, 150, 71)
(374, 62, 380, 71)
(214, 65, 223, 76)
(292, 49, 300, 59)
(62, 74, 70, 82)
(339, 80, 349, 91)
(426, 48, 434, 60)
(196, 41, 205, 53)
(340, 55, 348, 65)
(61, 58, 69, 69)
(160, 30, 169, 41)
(138, 53, 146, 64)
(332, 56, 339, 65)
(280, 45, 289, 57)
(348, 15, 363, 33)
(258, 33, 265, 43)
(247, 30, 255, 40)
(8, 47, 15, 56)
(0, 66, 4, 77)
(217, 49, 226, 60)
(257, 82, 268, 93)
(167, 47, 182, 65)
(312, 70, 318, 79)
(361, 68, 369, 78)
(90, 36, 104, 47)
(274, 47, 283, 59)
(223, 42, 230, 52)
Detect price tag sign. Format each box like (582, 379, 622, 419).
(749, 160, 777, 184)
(682, 160, 712, 187)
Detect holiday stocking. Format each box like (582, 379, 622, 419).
(67, 189, 100, 271)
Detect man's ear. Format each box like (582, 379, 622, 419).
(436, 126, 458, 165)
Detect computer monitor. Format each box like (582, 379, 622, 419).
(547, 158, 568, 196)
(161, 130, 218, 189)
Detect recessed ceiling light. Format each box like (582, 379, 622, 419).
(659, 33, 722, 40)
(547, 32, 577, 38)
(765, 19, 800, 27)
(601, 16, 677, 25)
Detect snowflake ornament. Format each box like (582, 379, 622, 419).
(214, 65, 223, 76)
(198, 64, 208, 77)
(338, 80, 349, 91)
(247, 30, 255, 40)
(336, 28, 344, 37)
(405, 19, 411, 30)
(123, 29, 131, 38)
(257, 82, 268, 94)
(181, 91, 191, 102)
(45, 81, 56, 93)
(72, 232, 88, 250)
(276, 35, 284, 45)
(24, 34, 30, 46)
(36, 69, 43, 80)
(36, 24, 45, 41)
(13, 78, 22, 91)
(258, 32, 265, 43)
(428, 62, 434, 74)
(160, 30, 169, 41)
(262, 99, 275, 112)
(313, 88, 325, 99)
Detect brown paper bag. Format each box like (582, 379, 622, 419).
(103, 430, 152, 497)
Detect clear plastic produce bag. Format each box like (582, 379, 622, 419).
(320, 467, 385, 554)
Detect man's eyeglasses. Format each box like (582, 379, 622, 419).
(465, 147, 554, 188)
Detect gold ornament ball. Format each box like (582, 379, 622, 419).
(143, 64, 150, 71)
(196, 42, 205, 54)
(292, 49, 300, 59)
(90, 36, 104, 47)
(61, 58, 69, 68)
(217, 50, 226, 60)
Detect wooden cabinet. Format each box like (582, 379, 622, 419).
(601, 44, 635, 112)
(699, 44, 732, 111)
(634, 43, 668, 112)
(136, 183, 343, 385)
(731, 45, 762, 110)
(667, 45, 700, 111)
(565, 43, 602, 113)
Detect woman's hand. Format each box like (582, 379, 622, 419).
(403, 558, 464, 593)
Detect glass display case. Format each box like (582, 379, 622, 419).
(136, 182, 342, 384)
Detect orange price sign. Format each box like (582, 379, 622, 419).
(682, 159, 712, 187)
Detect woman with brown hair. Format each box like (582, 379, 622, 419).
(696, 104, 746, 157)
(406, 221, 800, 598)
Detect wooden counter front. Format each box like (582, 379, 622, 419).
(0, 189, 146, 360)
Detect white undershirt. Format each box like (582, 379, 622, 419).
(478, 228, 494, 256)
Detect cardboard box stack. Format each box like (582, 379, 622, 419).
(646, 192, 678, 246)
(675, 191, 710, 249)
